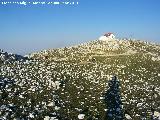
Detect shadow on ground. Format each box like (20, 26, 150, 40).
(104, 76, 124, 120)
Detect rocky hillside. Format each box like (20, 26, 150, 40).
(1, 38, 160, 119)
(0, 49, 60, 119)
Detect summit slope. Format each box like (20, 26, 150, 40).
(1, 38, 160, 119)
(29, 38, 160, 119)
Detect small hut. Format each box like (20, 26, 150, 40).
(104, 33, 115, 39)
(99, 32, 115, 41)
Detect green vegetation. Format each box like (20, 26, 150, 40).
(0, 39, 160, 119)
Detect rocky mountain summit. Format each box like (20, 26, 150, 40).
(1, 38, 160, 119)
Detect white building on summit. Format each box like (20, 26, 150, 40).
(99, 32, 115, 41)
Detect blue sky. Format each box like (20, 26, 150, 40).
(0, 0, 160, 55)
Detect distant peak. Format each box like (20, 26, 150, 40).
(0, 49, 4, 53)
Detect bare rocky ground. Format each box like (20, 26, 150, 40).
(1, 38, 160, 119)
